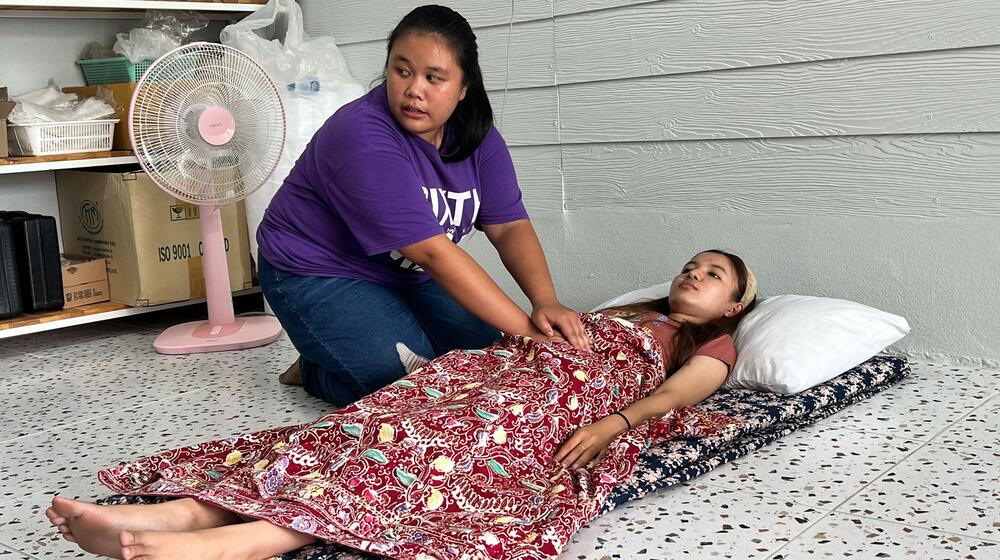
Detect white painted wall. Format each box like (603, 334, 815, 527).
(298, 2, 997, 362)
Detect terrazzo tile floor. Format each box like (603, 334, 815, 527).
(0, 298, 997, 559)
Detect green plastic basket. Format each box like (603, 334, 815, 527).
(77, 56, 152, 85)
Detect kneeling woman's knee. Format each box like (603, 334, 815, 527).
(300, 346, 416, 406)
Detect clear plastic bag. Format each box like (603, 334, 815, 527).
(114, 10, 209, 63)
(80, 41, 117, 60)
(221, 0, 365, 265)
(220, 0, 357, 88)
(141, 10, 209, 42)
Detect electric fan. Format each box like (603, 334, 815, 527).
(130, 42, 286, 354)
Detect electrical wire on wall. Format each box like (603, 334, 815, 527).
(465, 0, 515, 246)
(497, 0, 514, 132)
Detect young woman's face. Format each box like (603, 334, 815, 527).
(386, 32, 468, 148)
(668, 252, 744, 322)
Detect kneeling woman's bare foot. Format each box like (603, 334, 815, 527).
(278, 359, 302, 385)
(120, 520, 315, 560)
(45, 496, 240, 558)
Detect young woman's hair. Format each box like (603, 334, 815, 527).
(605, 250, 758, 375)
(381, 5, 493, 162)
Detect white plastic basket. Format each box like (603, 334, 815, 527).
(7, 119, 118, 156)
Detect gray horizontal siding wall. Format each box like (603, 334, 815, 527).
(301, 0, 1000, 363)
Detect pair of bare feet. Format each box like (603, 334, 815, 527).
(45, 496, 314, 559)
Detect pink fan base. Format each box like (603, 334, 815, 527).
(154, 315, 283, 354)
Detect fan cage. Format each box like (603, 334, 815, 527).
(130, 43, 286, 206)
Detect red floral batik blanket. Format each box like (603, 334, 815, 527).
(99, 313, 737, 560)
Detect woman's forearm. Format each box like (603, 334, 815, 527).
(616, 357, 730, 427)
(618, 391, 685, 427)
(483, 220, 559, 307)
(400, 235, 535, 336)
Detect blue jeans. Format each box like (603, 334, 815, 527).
(258, 253, 501, 406)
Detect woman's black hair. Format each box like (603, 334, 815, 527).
(381, 5, 493, 162)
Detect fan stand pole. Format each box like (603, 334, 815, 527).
(201, 205, 236, 326)
(152, 205, 283, 354)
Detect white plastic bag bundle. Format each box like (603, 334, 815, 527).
(9, 81, 115, 124)
(221, 0, 365, 263)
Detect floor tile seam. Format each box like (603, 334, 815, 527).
(833, 440, 930, 511)
(832, 422, 997, 453)
(694, 479, 839, 514)
(0, 389, 209, 445)
(827, 509, 1000, 544)
(15, 334, 138, 357)
(672, 423, 923, 511)
(828, 423, 937, 444)
(765, 509, 1000, 560)
(0, 541, 38, 560)
(762, 508, 836, 560)
(16, 331, 164, 360)
(22, 343, 158, 360)
(919, 439, 997, 454)
(819, 433, 933, 514)
(815, 401, 997, 512)
(921, 392, 1000, 445)
(21, 349, 70, 360)
(824, 388, 999, 447)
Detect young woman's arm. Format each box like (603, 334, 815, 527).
(481, 219, 591, 351)
(399, 233, 544, 338)
(553, 355, 728, 469)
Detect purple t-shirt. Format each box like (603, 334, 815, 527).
(257, 84, 528, 287)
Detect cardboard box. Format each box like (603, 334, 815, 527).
(1, 87, 16, 158)
(55, 168, 252, 307)
(61, 258, 110, 308)
(62, 83, 135, 151)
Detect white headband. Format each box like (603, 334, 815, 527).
(740, 266, 758, 307)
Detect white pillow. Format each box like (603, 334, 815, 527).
(592, 282, 671, 312)
(592, 289, 909, 394)
(729, 295, 909, 392)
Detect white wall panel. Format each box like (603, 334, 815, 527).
(492, 210, 1000, 361)
(553, 0, 656, 16)
(510, 146, 563, 211)
(559, 48, 1000, 143)
(298, 0, 1000, 362)
(0, 17, 141, 91)
(302, 0, 552, 44)
(463, 209, 565, 311)
(555, 0, 1000, 84)
(562, 134, 1000, 217)
(0, 174, 62, 252)
(336, 41, 385, 89)
(489, 87, 560, 147)
(339, 19, 555, 91)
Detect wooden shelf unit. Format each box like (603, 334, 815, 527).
(0, 151, 138, 174)
(0, 1, 264, 340)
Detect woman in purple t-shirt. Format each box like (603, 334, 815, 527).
(255, 6, 589, 406)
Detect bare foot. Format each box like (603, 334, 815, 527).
(121, 529, 230, 560)
(278, 359, 302, 385)
(120, 520, 315, 560)
(46, 496, 239, 558)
